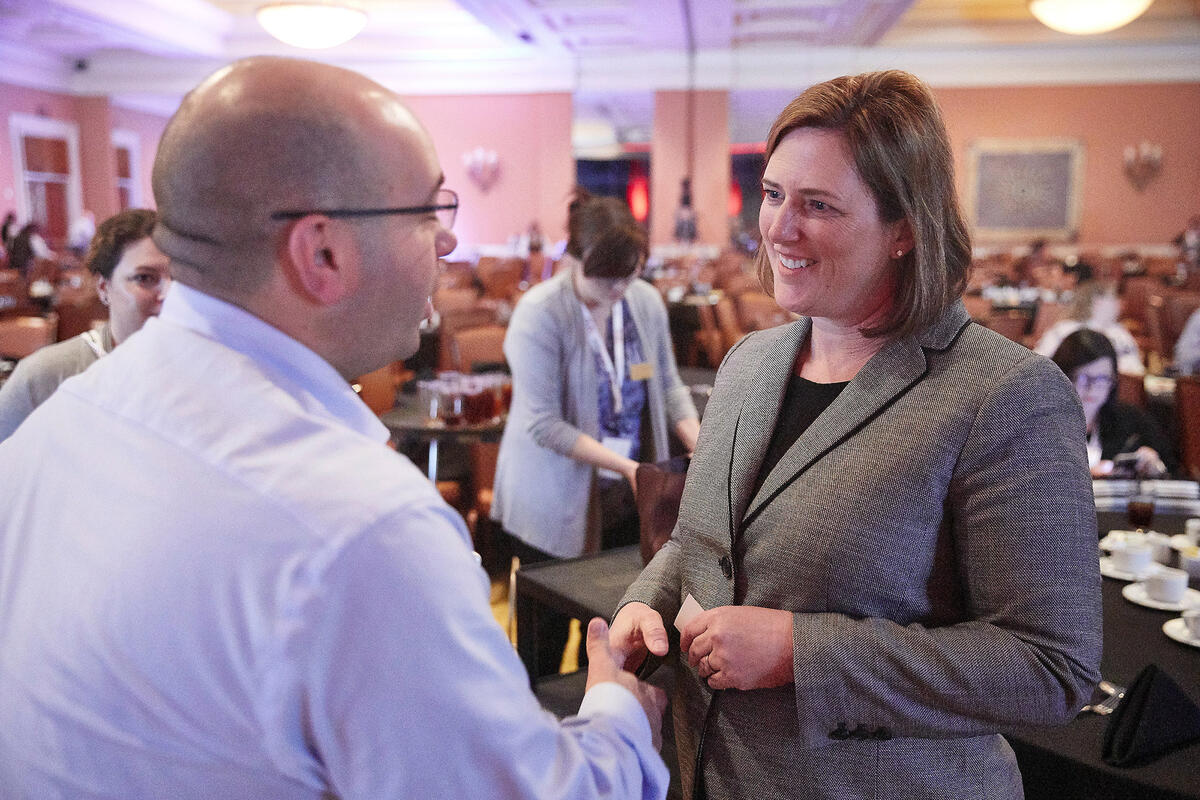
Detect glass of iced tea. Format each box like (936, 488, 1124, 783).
(1127, 491, 1155, 532)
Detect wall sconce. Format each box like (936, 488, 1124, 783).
(1124, 141, 1162, 191)
(462, 147, 500, 193)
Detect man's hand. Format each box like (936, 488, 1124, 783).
(680, 606, 794, 691)
(608, 602, 669, 672)
(585, 618, 667, 749)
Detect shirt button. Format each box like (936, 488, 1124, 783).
(829, 724, 851, 741)
(718, 555, 732, 579)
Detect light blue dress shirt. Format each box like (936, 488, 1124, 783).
(0, 282, 667, 799)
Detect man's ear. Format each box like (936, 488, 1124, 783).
(283, 216, 356, 305)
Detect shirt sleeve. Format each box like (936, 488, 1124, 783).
(504, 297, 587, 457)
(274, 500, 668, 800)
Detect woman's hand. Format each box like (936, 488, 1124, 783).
(1132, 446, 1167, 478)
(674, 418, 701, 455)
(609, 602, 669, 672)
(680, 606, 794, 691)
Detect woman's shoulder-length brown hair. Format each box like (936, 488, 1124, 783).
(754, 69, 971, 339)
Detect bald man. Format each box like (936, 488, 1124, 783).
(0, 58, 667, 800)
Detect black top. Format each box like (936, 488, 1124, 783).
(1098, 400, 1179, 476)
(754, 374, 849, 494)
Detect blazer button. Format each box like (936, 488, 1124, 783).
(872, 727, 893, 741)
(829, 724, 851, 741)
(718, 556, 733, 579)
(849, 725, 871, 740)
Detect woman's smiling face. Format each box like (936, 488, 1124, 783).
(759, 127, 911, 330)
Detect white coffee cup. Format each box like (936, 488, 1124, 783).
(1147, 531, 1174, 564)
(1185, 518, 1200, 547)
(1184, 609, 1200, 639)
(1145, 566, 1188, 604)
(1110, 541, 1153, 575)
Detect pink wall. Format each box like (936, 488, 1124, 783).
(76, 96, 118, 221)
(6, 79, 1196, 251)
(935, 83, 1200, 247)
(651, 90, 731, 248)
(401, 93, 574, 252)
(0, 80, 170, 228)
(110, 105, 171, 209)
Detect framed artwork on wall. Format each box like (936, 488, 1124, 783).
(966, 138, 1084, 242)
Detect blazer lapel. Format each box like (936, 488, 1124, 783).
(743, 330, 931, 525)
(727, 320, 809, 533)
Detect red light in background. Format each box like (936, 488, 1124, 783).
(627, 161, 649, 223)
(728, 181, 743, 217)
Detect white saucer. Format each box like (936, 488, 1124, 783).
(1099, 557, 1155, 582)
(1169, 534, 1199, 552)
(1122, 582, 1200, 612)
(1162, 618, 1200, 649)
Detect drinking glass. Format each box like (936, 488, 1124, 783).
(1127, 492, 1155, 532)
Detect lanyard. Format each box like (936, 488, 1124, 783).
(580, 300, 624, 414)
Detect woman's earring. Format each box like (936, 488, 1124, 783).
(895, 249, 905, 258)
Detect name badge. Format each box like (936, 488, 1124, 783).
(629, 362, 654, 381)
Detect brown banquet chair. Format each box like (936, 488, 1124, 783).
(449, 324, 507, 374)
(0, 314, 57, 360)
(1176, 376, 1200, 481)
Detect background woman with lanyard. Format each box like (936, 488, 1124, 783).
(492, 190, 700, 676)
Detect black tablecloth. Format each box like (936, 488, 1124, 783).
(518, 511, 1200, 800)
(1012, 511, 1199, 800)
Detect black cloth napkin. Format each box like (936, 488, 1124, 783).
(1101, 663, 1200, 767)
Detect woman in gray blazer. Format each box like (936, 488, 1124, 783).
(612, 71, 1101, 799)
(492, 193, 699, 674)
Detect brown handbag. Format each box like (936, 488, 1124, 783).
(634, 456, 690, 564)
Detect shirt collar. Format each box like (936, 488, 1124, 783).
(157, 282, 389, 443)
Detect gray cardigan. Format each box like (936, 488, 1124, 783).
(620, 301, 1102, 799)
(0, 323, 113, 442)
(491, 263, 698, 558)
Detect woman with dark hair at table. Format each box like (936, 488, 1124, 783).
(0, 209, 169, 441)
(610, 70, 1101, 799)
(1052, 328, 1173, 478)
(492, 189, 699, 676)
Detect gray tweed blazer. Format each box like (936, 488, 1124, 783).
(620, 300, 1102, 800)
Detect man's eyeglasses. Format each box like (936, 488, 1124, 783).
(269, 188, 458, 230)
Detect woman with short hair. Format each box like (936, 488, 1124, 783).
(612, 70, 1100, 799)
(0, 209, 170, 441)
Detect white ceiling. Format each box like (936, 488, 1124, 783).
(1, 0, 1198, 150)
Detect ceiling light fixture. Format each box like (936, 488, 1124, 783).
(256, 2, 368, 49)
(1028, 0, 1154, 36)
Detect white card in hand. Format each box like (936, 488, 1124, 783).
(674, 593, 704, 632)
